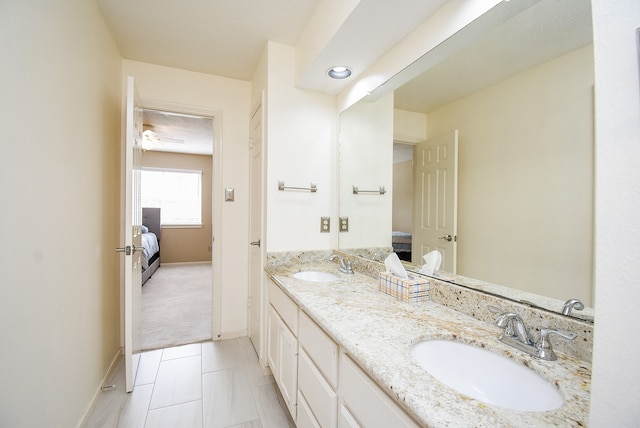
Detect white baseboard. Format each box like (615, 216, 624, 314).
(218, 329, 248, 340)
(76, 348, 122, 428)
(161, 261, 211, 266)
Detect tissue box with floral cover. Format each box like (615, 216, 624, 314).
(378, 272, 430, 303)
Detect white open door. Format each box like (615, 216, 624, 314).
(118, 76, 143, 392)
(248, 98, 264, 359)
(412, 130, 458, 273)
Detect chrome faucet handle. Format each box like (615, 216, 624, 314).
(562, 299, 585, 315)
(344, 260, 355, 274)
(328, 254, 343, 265)
(494, 312, 535, 345)
(536, 328, 577, 361)
(494, 312, 518, 329)
(328, 255, 355, 274)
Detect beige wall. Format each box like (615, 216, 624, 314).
(142, 151, 213, 263)
(425, 45, 594, 305)
(0, 1, 122, 427)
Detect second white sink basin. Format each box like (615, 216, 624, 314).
(293, 271, 339, 282)
(411, 339, 563, 412)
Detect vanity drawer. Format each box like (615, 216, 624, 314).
(338, 403, 361, 428)
(299, 310, 338, 388)
(339, 352, 419, 428)
(298, 348, 338, 428)
(297, 390, 321, 428)
(269, 280, 298, 335)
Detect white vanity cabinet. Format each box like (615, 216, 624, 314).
(267, 280, 299, 420)
(268, 279, 419, 428)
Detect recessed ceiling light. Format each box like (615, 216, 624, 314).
(327, 66, 352, 79)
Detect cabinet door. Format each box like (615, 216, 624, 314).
(267, 305, 279, 373)
(278, 317, 298, 419)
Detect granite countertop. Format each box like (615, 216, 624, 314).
(266, 260, 591, 428)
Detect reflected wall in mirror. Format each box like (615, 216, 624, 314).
(338, 0, 594, 320)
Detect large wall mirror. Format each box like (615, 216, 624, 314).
(338, 0, 594, 322)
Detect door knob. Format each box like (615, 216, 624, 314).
(439, 234, 453, 242)
(116, 245, 144, 255)
(116, 246, 131, 255)
(250, 240, 261, 247)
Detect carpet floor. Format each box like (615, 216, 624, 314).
(140, 263, 212, 351)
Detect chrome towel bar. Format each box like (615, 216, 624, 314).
(352, 185, 386, 195)
(278, 180, 317, 192)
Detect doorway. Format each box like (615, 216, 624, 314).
(136, 105, 220, 351)
(392, 142, 414, 262)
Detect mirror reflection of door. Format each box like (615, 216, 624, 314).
(412, 130, 458, 272)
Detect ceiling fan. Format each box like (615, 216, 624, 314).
(142, 124, 185, 150)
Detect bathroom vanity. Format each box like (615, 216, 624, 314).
(265, 251, 591, 427)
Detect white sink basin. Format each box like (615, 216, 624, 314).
(292, 271, 339, 282)
(411, 340, 563, 412)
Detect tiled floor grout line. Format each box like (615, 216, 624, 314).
(200, 344, 207, 428)
(141, 349, 159, 428)
(85, 338, 291, 427)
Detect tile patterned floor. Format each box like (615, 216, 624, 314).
(84, 338, 295, 428)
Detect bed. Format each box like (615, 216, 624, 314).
(392, 231, 412, 262)
(141, 207, 161, 285)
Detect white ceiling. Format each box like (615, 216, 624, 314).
(95, 0, 321, 81)
(95, 0, 450, 93)
(97, 0, 592, 155)
(96, 0, 452, 154)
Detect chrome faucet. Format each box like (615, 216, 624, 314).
(328, 255, 354, 274)
(495, 312, 535, 346)
(490, 306, 577, 361)
(562, 298, 585, 316)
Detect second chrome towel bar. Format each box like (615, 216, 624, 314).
(352, 185, 386, 195)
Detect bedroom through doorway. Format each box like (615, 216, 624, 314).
(138, 107, 215, 351)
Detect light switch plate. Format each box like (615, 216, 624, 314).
(225, 188, 234, 202)
(320, 217, 330, 233)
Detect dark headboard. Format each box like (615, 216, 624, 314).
(142, 207, 161, 241)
